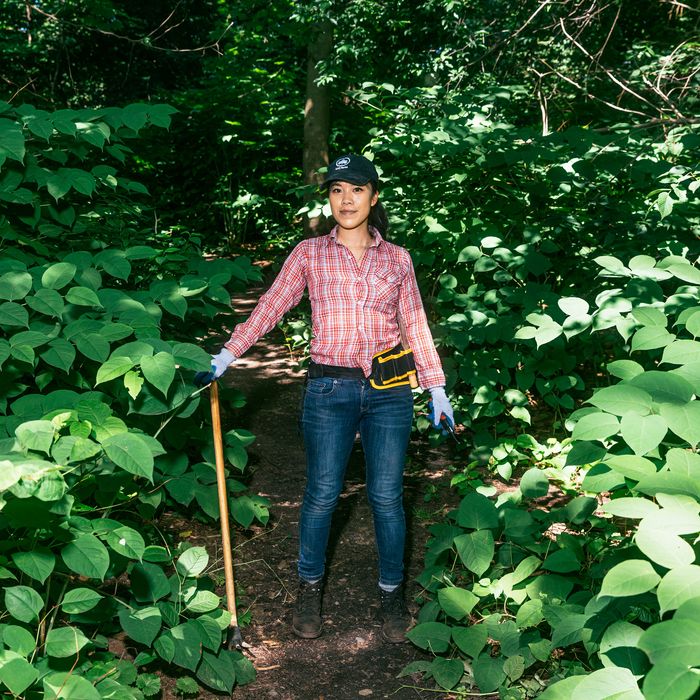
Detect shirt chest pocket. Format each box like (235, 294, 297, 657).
(372, 267, 403, 305)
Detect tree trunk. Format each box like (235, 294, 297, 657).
(302, 19, 332, 236)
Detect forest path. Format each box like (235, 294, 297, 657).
(200, 289, 456, 700)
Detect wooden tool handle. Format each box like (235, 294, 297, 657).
(210, 381, 238, 627)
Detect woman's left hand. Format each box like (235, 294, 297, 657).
(428, 386, 454, 434)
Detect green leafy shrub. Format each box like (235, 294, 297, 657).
(364, 85, 698, 450)
(0, 103, 264, 695)
(405, 255, 700, 698)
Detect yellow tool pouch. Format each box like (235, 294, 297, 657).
(370, 344, 418, 390)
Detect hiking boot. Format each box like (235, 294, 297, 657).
(378, 583, 411, 643)
(292, 579, 323, 639)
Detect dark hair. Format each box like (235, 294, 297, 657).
(367, 181, 389, 237)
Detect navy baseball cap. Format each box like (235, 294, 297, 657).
(323, 154, 379, 187)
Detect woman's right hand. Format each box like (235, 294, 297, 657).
(194, 348, 237, 387)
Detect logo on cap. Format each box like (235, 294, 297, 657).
(335, 157, 351, 169)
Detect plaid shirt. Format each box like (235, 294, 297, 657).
(224, 227, 445, 389)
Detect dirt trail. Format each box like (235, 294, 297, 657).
(202, 292, 455, 700)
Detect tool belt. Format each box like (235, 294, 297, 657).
(370, 344, 417, 390)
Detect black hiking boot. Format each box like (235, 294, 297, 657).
(292, 579, 323, 639)
(378, 583, 411, 643)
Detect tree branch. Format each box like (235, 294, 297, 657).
(559, 16, 659, 110)
(28, 4, 234, 55)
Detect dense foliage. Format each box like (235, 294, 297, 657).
(1, 0, 699, 697)
(0, 102, 265, 695)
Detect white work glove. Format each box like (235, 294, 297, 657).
(194, 348, 237, 387)
(428, 386, 455, 435)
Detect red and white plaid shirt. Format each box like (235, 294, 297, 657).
(224, 227, 445, 389)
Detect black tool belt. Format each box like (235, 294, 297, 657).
(370, 344, 417, 390)
(307, 361, 365, 380)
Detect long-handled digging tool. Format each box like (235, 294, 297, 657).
(209, 380, 245, 651)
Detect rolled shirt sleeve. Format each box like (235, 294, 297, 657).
(224, 242, 308, 358)
(398, 252, 446, 390)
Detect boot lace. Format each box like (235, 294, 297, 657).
(380, 586, 406, 617)
(296, 581, 322, 614)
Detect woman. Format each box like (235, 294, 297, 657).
(200, 154, 454, 643)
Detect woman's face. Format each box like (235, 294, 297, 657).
(328, 181, 378, 233)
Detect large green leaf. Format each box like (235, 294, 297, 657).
(454, 530, 494, 577)
(15, 420, 55, 454)
(118, 606, 162, 646)
(0, 459, 21, 491)
(634, 471, 700, 500)
(588, 385, 653, 416)
(666, 448, 700, 478)
(106, 526, 145, 560)
(455, 491, 499, 530)
(26, 288, 65, 317)
(472, 654, 506, 693)
(154, 621, 202, 672)
(0, 651, 39, 695)
(452, 624, 488, 658)
(196, 650, 237, 693)
(1, 627, 34, 659)
(604, 455, 657, 481)
(45, 626, 91, 657)
(643, 662, 700, 700)
(61, 534, 110, 580)
(41, 262, 77, 290)
(0, 118, 25, 163)
(566, 667, 644, 700)
(602, 497, 658, 519)
(571, 412, 620, 441)
(638, 619, 700, 665)
(41, 338, 76, 372)
(42, 671, 101, 700)
(430, 657, 464, 690)
(659, 402, 700, 446)
(172, 343, 213, 371)
(600, 559, 660, 597)
(635, 520, 695, 569)
(75, 333, 110, 362)
(102, 433, 154, 480)
(65, 286, 102, 307)
(97, 250, 131, 281)
(131, 562, 171, 604)
(598, 620, 645, 670)
(11, 548, 55, 584)
(140, 351, 176, 397)
(0, 301, 29, 327)
(184, 590, 220, 613)
(0, 271, 32, 301)
(176, 546, 209, 578)
(4, 585, 44, 623)
(631, 327, 675, 352)
(620, 413, 667, 455)
(662, 340, 700, 366)
(520, 467, 549, 498)
(629, 371, 693, 405)
(95, 356, 136, 385)
(437, 586, 478, 621)
(657, 565, 700, 616)
(405, 621, 452, 653)
(60, 588, 104, 614)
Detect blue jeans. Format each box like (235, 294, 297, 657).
(298, 377, 414, 587)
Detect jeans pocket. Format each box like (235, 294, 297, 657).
(305, 377, 337, 396)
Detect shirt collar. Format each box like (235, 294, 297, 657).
(327, 225, 383, 247)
